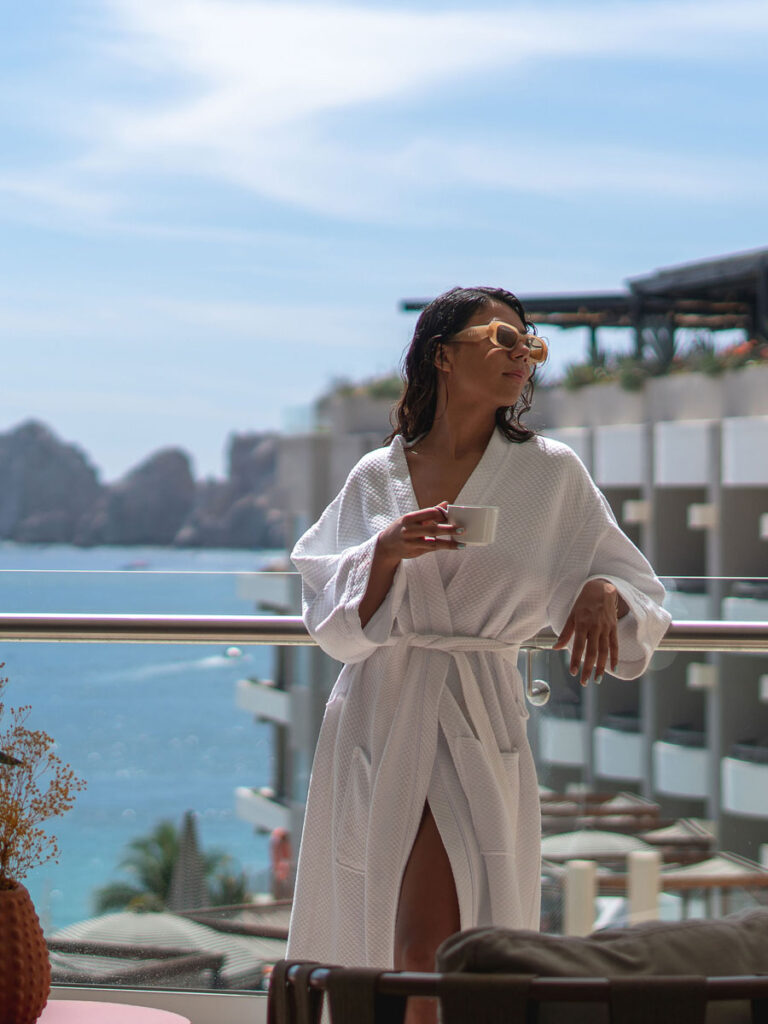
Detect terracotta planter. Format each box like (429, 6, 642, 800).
(0, 881, 51, 1024)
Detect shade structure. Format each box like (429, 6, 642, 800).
(541, 830, 654, 861)
(50, 909, 286, 989)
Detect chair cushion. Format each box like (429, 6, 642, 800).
(436, 909, 768, 1024)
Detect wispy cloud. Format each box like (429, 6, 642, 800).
(414, 137, 768, 203)
(0, 286, 398, 357)
(2, 0, 764, 478)
(0, 173, 116, 221)
(99, 0, 768, 134)
(0, 282, 404, 476)
(5, 0, 766, 225)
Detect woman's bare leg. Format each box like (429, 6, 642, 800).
(394, 803, 460, 1024)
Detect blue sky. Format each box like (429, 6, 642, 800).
(2, 0, 767, 480)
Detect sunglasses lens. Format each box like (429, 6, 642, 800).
(528, 337, 548, 363)
(495, 325, 548, 364)
(495, 324, 521, 349)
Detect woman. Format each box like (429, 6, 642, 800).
(287, 286, 670, 1005)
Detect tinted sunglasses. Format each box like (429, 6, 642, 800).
(452, 320, 548, 364)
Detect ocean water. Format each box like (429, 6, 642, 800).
(0, 543, 289, 933)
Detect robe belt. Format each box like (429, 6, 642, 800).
(389, 633, 521, 831)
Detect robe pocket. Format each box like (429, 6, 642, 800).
(453, 737, 520, 855)
(335, 746, 371, 872)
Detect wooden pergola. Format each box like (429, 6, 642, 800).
(400, 246, 768, 363)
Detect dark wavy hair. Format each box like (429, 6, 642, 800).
(385, 286, 538, 445)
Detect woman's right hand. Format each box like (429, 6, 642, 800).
(376, 503, 464, 565)
(360, 503, 462, 628)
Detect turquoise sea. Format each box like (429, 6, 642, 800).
(0, 543, 287, 933)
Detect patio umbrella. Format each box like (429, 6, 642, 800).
(167, 810, 209, 912)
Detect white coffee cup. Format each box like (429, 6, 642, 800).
(446, 504, 499, 546)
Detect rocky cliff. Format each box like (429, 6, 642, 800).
(0, 421, 102, 543)
(0, 420, 287, 549)
(175, 434, 285, 549)
(77, 449, 197, 546)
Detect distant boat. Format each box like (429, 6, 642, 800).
(120, 560, 151, 570)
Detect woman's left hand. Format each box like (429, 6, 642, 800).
(553, 579, 627, 686)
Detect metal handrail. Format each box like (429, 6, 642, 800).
(0, 614, 766, 651)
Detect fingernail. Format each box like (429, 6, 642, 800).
(457, 542, 466, 549)
(594, 675, 603, 685)
(455, 527, 465, 535)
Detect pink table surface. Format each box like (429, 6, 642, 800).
(39, 1001, 190, 1023)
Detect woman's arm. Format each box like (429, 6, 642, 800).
(553, 577, 629, 686)
(358, 503, 462, 628)
(293, 491, 461, 660)
(358, 541, 400, 629)
(546, 452, 670, 682)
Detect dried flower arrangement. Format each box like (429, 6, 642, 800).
(0, 665, 86, 889)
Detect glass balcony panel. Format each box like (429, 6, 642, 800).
(0, 565, 292, 997)
(1, 568, 767, 1002)
(532, 576, 768, 935)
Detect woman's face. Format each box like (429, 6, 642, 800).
(442, 299, 532, 409)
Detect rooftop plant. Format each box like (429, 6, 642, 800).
(559, 335, 767, 391)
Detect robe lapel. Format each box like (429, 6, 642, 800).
(386, 436, 417, 519)
(452, 427, 509, 507)
(387, 436, 454, 634)
(444, 430, 510, 600)
(363, 439, 455, 964)
(388, 428, 507, 514)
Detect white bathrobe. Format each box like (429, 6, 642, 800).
(287, 429, 670, 969)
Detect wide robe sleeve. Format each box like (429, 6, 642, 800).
(290, 455, 407, 664)
(545, 452, 671, 679)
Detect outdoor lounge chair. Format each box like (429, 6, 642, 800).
(268, 909, 768, 1024)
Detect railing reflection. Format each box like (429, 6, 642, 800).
(0, 613, 767, 650)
